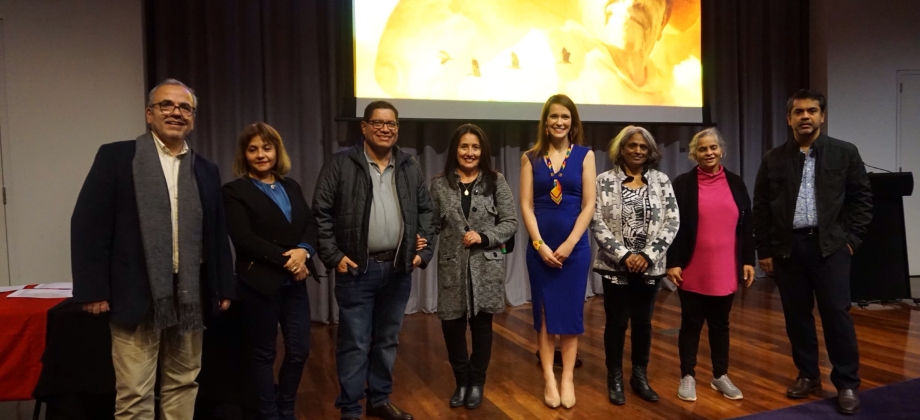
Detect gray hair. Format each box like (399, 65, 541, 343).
(688, 127, 726, 163)
(608, 125, 662, 169)
(147, 78, 198, 108)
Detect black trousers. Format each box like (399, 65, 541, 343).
(774, 231, 860, 390)
(678, 289, 734, 378)
(602, 278, 659, 371)
(441, 311, 494, 387)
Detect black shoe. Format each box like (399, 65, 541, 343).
(449, 386, 468, 408)
(366, 401, 414, 420)
(837, 389, 860, 414)
(466, 385, 484, 409)
(608, 369, 626, 405)
(786, 377, 822, 399)
(630, 366, 659, 402)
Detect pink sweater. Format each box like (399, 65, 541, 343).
(680, 166, 739, 296)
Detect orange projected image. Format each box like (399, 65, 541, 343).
(355, 0, 702, 107)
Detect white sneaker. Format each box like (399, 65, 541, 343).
(711, 375, 743, 400)
(678, 375, 696, 401)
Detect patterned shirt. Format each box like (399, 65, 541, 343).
(621, 184, 651, 252)
(793, 148, 818, 229)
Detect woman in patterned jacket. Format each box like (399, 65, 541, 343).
(591, 125, 680, 406)
(429, 124, 518, 410)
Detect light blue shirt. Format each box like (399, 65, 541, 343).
(250, 178, 315, 256)
(792, 149, 818, 229)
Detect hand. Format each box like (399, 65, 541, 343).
(337, 256, 358, 273)
(82, 300, 110, 315)
(462, 231, 482, 248)
(293, 268, 308, 281)
(416, 234, 427, 251)
(758, 257, 773, 276)
(553, 241, 574, 264)
(626, 254, 648, 273)
(283, 248, 309, 274)
(412, 255, 422, 268)
(538, 245, 563, 268)
(666, 267, 683, 287)
(219, 299, 231, 311)
(847, 244, 853, 255)
(743, 264, 755, 287)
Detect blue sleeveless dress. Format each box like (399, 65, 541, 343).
(526, 144, 592, 334)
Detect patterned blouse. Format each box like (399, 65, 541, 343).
(621, 184, 651, 252)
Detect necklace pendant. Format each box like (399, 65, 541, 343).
(464, 190, 469, 196)
(270, 184, 276, 190)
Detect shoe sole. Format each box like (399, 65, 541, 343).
(786, 387, 821, 399)
(678, 393, 697, 402)
(711, 383, 743, 400)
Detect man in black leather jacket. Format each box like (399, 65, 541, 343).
(312, 101, 436, 420)
(753, 89, 872, 415)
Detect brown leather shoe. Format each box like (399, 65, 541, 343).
(837, 389, 860, 414)
(367, 401, 414, 420)
(786, 377, 822, 398)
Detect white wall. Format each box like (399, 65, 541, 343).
(811, 0, 920, 274)
(0, 0, 145, 285)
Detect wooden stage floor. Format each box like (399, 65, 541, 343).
(299, 279, 920, 419)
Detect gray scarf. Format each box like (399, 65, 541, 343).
(133, 133, 204, 333)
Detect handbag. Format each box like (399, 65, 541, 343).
(492, 186, 515, 254)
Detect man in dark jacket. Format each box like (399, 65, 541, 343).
(71, 79, 234, 419)
(753, 89, 872, 415)
(313, 101, 436, 420)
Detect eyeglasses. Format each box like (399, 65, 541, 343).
(151, 101, 196, 117)
(366, 119, 399, 130)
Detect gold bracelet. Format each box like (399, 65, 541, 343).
(532, 240, 544, 250)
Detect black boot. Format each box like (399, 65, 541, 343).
(630, 366, 659, 402)
(449, 386, 468, 408)
(608, 369, 626, 405)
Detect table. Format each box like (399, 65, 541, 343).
(0, 286, 67, 401)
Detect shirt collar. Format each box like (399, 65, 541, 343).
(152, 132, 189, 157)
(696, 165, 725, 178)
(364, 144, 394, 168)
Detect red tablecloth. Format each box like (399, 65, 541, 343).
(0, 286, 68, 401)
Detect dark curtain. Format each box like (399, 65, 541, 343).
(145, 0, 808, 323)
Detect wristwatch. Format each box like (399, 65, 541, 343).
(532, 239, 544, 251)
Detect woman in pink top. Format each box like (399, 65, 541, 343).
(666, 128, 755, 403)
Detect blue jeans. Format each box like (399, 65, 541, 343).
(240, 280, 311, 420)
(334, 260, 412, 418)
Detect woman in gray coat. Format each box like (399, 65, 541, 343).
(430, 124, 518, 410)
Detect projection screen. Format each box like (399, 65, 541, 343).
(354, 0, 702, 122)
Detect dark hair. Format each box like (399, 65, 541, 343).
(527, 94, 584, 159)
(232, 122, 292, 177)
(785, 89, 827, 115)
(443, 124, 498, 195)
(363, 101, 399, 121)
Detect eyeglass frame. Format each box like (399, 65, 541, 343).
(149, 100, 197, 117)
(365, 119, 399, 130)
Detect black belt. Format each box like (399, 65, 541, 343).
(792, 227, 817, 235)
(370, 250, 396, 262)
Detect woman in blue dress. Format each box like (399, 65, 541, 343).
(520, 94, 596, 409)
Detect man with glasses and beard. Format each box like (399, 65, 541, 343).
(71, 79, 234, 420)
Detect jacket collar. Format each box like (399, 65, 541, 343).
(348, 140, 411, 167)
(612, 164, 650, 183)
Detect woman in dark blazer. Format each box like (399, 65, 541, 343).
(666, 128, 755, 403)
(429, 124, 517, 410)
(223, 122, 318, 420)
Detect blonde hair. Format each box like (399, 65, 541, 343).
(607, 125, 662, 169)
(526, 94, 584, 159)
(232, 122, 292, 177)
(687, 128, 726, 163)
